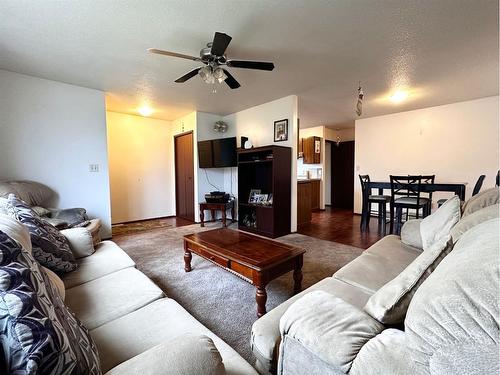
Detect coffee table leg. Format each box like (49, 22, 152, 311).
(184, 241, 192, 272)
(293, 257, 303, 294)
(256, 286, 267, 317)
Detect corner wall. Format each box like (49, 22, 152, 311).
(354, 96, 500, 213)
(106, 111, 174, 223)
(0, 70, 112, 237)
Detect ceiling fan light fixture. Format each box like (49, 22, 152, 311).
(213, 67, 227, 83)
(199, 66, 214, 84)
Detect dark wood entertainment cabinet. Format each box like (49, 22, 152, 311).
(237, 145, 291, 238)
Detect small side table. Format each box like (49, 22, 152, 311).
(200, 200, 235, 227)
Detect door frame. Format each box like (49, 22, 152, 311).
(174, 130, 195, 221)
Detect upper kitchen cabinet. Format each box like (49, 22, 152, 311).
(302, 136, 321, 164)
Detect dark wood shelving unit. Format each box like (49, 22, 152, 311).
(238, 145, 291, 238)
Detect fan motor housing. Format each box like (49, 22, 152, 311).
(200, 43, 226, 64)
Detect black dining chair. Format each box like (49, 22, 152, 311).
(437, 175, 486, 207)
(389, 175, 431, 235)
(359, 175, 391, 235)
(496, 170, 499, 187)
(420, 175, 435, 216)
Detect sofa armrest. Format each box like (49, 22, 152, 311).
(278, 291, 384, 374)
(400, 219, 423, 250)
(105, 335, 225, 375)
(60, 227, 95, 258)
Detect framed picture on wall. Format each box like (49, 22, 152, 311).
(274, 119, 288, 142)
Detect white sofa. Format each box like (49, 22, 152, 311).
(0, 215, 257, 375)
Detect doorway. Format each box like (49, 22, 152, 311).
(174, 131, 195, 221)
(330, 140, 355, 209)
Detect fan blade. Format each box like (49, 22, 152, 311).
(148, 48, 200, 61)
(222, 69, 241, 89)
(226, 60, 274, 71)
(211, 32, 232, 56)
(175, 68, 202, 83)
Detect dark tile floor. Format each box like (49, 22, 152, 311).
(112, 208, 383, 249)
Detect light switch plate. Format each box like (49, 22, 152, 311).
(89, 164, 99, 172)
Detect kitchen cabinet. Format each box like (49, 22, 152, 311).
(297, 181, 312, 226)
(310, 180, 320, 211)
(302, 136, 321, 164)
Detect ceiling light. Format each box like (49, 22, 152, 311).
(213, 68, 227, 83)
(389, 90, 409, 104)
(138, 106, 154, 117)
(199, 66, 214, 84)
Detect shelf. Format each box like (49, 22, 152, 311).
(238, 159, 273, 164)
(239, 203, 273, 209)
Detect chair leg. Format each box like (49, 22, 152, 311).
(377, 202, 383, 234)
(396, 207, 403, 235)
(360, 202, 368, 232)
(389, 203, 394, 234)
(381, 202, 387, 236)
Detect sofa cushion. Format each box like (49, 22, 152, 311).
(420, 196, 460, 250)
(0, 180, 54, 206)
(105, 335, 225, 375)
(405, 218, 499, 374)
(400, 219, 423, 250)
(5, 194, 77, 273)
(364, 236, 453, 325)
(61, 227, 96, 258)
(65, 267, 164, 330)
(62, 240, 135, 288)
(91, 298, 258, 375)
(451, 203, 499, 243)
(462, 187, 500, 217)
(251, 277, 372, 374)
(0, 228, 100, 374)
(334, 235, 421, 294)
(41, 265, 66, 300)
(0, 213, 32, 252)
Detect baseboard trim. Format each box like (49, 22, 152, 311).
(112, 215, 176, 225)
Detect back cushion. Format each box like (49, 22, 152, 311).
(462, 187, 500, 217)
(0, 228, 101, 374)
(405, 218, 499, 373)
(5, 194, 77, 273)
(451, 203, 499, 243)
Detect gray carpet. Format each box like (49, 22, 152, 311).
(113, 222, 364, 365)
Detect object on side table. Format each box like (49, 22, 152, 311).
(205, 191, 230, 203)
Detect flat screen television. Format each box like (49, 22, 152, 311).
(198, 137, 237, 168)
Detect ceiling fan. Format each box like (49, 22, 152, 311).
(148, 32, 275, 90)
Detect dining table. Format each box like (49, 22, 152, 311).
(361, 180, 467, 233)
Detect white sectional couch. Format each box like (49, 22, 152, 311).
(0, 214, 257, 375)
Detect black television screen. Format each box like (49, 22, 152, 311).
(198, 137, 237, 168)
(198, 140, 213, 168)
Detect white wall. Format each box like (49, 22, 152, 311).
(222, 95, 299, 231)
(106, 111, 174, 223)
(0, 70, 112, 237)
(354, 96, 500, 213)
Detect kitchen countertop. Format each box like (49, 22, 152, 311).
(297, 178, 321, 183)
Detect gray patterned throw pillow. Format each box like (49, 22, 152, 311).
(5, 194, 77, 273)
(0, 229, 101, 374)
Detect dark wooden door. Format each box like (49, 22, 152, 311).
(332, 141, 355, 209)
(175, 132, 195, 221)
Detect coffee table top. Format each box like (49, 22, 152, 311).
(183, 228, 305, 270)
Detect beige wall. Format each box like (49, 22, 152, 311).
(354, 96, 499, 213)
(106, 111, 174, 223)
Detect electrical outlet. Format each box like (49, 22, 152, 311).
(89, 164, 99, 172)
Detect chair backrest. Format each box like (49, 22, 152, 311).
(390, 175, 424, 205)
(496, 170, 499, 187)
(420, 175, 435, 200)
(472, 175, 486, 196)
(359, 175, 370, 197)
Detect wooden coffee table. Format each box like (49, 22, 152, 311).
(183, 228, 305, 317)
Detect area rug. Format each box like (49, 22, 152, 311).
(113, 222, 364, 365)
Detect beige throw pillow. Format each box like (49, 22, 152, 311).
(462, 187, 500, 217)
(451, 203, 499, 243)
(364, 236, 453, 325)
(420, 196, 460, 251)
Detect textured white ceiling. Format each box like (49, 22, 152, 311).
(0, 0, 498, 128)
